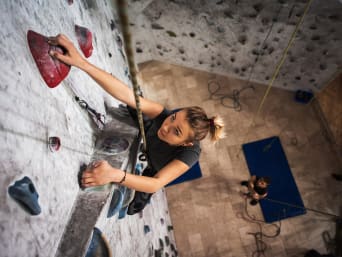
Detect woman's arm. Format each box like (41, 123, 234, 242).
(82, 159, 190, 193)
(48, 34, 163, 119)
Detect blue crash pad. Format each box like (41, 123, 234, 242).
(242, 136, 306, 223)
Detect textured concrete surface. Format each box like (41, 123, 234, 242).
(0, 1, 177, 257)
(139, 61, 342, 257)
(128, 0, 342, 92)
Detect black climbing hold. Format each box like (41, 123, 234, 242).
(144, 225, 151, 234)
(223, 10, 234, 19)
(136, 47, 143, 53)
(319, 63, 327, 70)
(253, 3, 263, 13)
(166, 31, 177, 37)
(108, 52, 112, 58)
(309, 24, 317, 30)
(152, 23, 164, 30)
(238, 35, 247, 45)
(165, 236, 170, 246)
(189, 32, 196, 38)
(154, 249, 162, 257)
(159, 238, 164, 249)
(8, 176, 41, 215)
(110, 20, 116, 31)
(311, 35, 320, 41)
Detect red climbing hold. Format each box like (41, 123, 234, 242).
(27, 30, 71, 88)
(75, 25, 93, 58)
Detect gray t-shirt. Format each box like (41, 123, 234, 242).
(146, 108, 201, 172)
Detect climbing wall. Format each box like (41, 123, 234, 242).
(0, 0, 146, 256)
(128, 0, 342, 92)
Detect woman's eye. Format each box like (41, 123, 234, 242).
(171, 114, 176, 121)
(175, 129, 180, 136)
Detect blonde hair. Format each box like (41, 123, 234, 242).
(183, 106, 225, 143)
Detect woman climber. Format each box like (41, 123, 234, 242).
(48, 34, 225, 214)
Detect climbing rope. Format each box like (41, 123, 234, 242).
(240, 198, 281, 257)
(207, 80, 255, 111)
(115, 0, 147, 153)
(241, 0, 314, 145)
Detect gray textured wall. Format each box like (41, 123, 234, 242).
(128, 0, 342, 92)
(0, 0, 129, 256)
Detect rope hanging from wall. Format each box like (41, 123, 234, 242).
(240, 0, 314, 147)
(115, 0, 148, 153)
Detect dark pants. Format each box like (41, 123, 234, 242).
(127, 167, 156, 215)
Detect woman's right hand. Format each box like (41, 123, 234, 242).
(48, 34, 87, 69)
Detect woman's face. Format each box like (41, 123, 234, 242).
(157, 110, 194, 146)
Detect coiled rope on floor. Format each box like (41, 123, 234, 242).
(240, 198, 282, 257)
(115, 0, 147, 153)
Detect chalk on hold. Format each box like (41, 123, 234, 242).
(8, 176, 41, 215)
(27, 30, 71, 88)
(75, 25, 93, 58)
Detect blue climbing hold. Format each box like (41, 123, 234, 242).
(85, 227, 111, 257)
(118, 205, 128, 219)
(8, 176, 41, 215)
(107, 188, 124, 218)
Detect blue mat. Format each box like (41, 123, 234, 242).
(242, 136, 306, 223)
(166, 162, 202, 187)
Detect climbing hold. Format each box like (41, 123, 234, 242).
(165, 236, 170, 246)
(107, 188, 124, 218)
(118, 205, 128, 219)
(144, 225, 151, 234)
(8, 176, 41, 215)
(48, 136, 61, 152)
(96, 136, 130, 155)
(159, 238, 164, 249)
(75, 25, 93, 58)
(27, 30, 71, 88)
(85, 227, 112, 257)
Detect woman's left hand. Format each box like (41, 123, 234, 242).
(81, 160, 119, 187)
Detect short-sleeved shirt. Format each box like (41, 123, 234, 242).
(145, 108, 201, 172)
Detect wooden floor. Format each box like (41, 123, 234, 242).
(138, 60, 342, 257)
